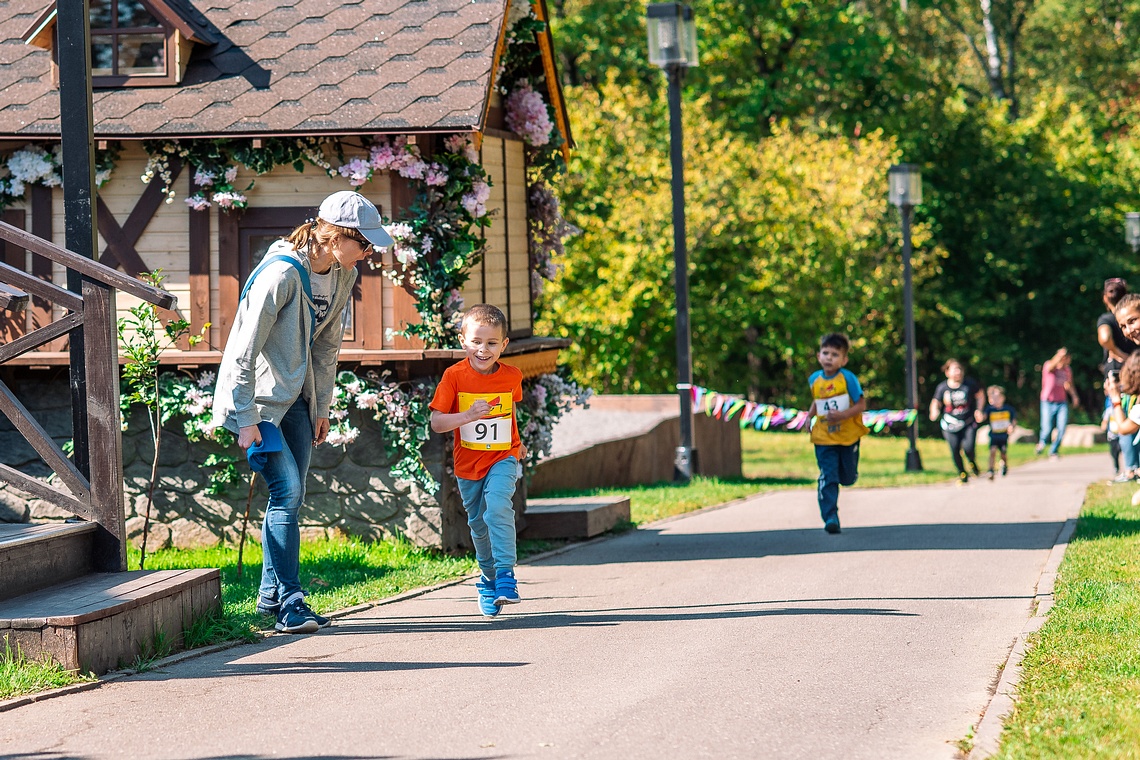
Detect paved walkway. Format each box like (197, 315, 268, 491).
(0, 455, 1107, 759)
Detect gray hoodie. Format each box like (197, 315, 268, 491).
(212, 239, 358, 433)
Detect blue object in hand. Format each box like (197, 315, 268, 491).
(246, 421, 283, 473)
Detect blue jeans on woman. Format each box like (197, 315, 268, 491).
(1038, 400, 1069, 456)
(456, 456, 520, 577)
(258, 397, 312, 605)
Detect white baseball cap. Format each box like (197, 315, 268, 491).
(318, 191, 394, 249)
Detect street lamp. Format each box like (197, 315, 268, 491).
(888, 163, 924, 472)
(1126, 212, 1140, 254)
(647, 3, 699, 481)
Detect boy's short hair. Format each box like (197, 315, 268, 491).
(819, 333, 849, 353)
(942, 358, 963, 374)
(987, 384, 1005, 397)
(461, 304, 508, 338)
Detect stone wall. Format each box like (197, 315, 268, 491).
(0, 374, 506, 552)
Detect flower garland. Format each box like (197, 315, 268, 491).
(0, 144, 62, 209)
(329, 370, 438, 492)
(516, 371, 592, 470)
(692, 385, 919, 432)
(374, 134, 493, 348)
(498, 0, 575, 303)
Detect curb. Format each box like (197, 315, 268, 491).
(966, 516, 1078, 759)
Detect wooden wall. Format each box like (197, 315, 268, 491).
(1, 135, 534, 358)
(462, 134, 531, 337)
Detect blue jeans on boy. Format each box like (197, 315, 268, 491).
(815, 443, 860, 524)
(1038, 400, 1068, 455)
(456, 456, 519, 577)
(258, 397, 312, 605)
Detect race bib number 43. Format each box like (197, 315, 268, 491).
(815, 393, 851, 417)
(457, 392, 513, 451)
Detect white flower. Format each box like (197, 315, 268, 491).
(224, 166, 238, 184)
(356, 391, 380, 410)
(197, 370, 216, 389)
(185, 195, 211, 211)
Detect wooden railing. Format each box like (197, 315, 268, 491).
(0, 219, 174, 571)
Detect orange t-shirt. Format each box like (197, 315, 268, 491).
(429, 359, 523, 481)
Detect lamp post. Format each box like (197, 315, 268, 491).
(888, 163, 924, 472)
(647, 3, 699, 481)
(1127, 212, 1140, 254)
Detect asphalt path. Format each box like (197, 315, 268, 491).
(0, 454, 1105, 760)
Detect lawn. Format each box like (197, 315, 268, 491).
(0, 644, 94, 702)
(542, 429, 1083, 525)
(994, 482, 1140, 758)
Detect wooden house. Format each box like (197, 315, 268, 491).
(0, 0, 578, 554)
(0, 0, 571, 376)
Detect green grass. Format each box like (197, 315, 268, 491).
(0, 643, 94, 701)
(131, 536, 479, 646)
(539, 430, 1100, 525)
(994, 482, 1140, 758)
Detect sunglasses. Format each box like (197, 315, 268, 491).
(346, 233, 374, 253)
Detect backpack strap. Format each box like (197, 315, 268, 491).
(240, 254, 316, 338)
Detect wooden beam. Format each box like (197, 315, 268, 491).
(0, 209, 27, 341)
(0, 261, 84, 312)
(188, 207, 210, 351)
(0, 220, 174, 308)
(0, 376, 91, 501)
(0, 462, 92, 520)
(216, 209, 239, 345)
(28, 186, 55, 349)
(96, 196, 150, 277)
(82, 278, 127, 571)
(0, 312, 84, 364)
(0, 283, 29, 313)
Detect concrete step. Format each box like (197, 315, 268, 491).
(0, 522, 96, 603)
(0, 569, 221, 675)
(521, 496, 631, 540)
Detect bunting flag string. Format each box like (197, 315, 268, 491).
(690, 385, 918, 433)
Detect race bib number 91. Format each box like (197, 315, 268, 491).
(457, 392, 513, 451)
(815, 393, 851, 417)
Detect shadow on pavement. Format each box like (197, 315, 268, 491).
(323, 602, 918, 635)
(132, 659, 528, 682)
(537, 521, 1068, 565)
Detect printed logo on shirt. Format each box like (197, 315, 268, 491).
(457, 392, 513, 451)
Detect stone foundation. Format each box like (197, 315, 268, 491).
(0, 374, 514, 552)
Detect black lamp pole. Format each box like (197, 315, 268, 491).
(667, 62, 696, 481)
(900, 203, 923, 471)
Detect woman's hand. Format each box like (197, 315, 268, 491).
(314, 417, 330, 445)
(238, 425, 261, 451)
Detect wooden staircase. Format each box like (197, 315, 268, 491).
(0, 221, 221, 675)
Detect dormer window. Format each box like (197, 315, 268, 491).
(22, 0, 214, 87)
(90, 0, 168, 81)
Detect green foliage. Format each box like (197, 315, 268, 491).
(0, 641, 93, 700)
(540, 81, 929, 405)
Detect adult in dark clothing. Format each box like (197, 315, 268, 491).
(929, 358, 986, 484)
(1098, 278, 1137, 378)
(1098, 278, 1138, 479)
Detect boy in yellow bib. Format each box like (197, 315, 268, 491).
(430, 304, 527, 617)
(808, 333, 869, 534)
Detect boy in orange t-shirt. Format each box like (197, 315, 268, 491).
(430, 304, 528, 617)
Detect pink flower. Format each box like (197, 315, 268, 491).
(339, 158, 373, 187)
(193, 169, 215, 188)
(461, 180, 491, 218)
(505, 82, 554, 147)
(369, 142, 397, 171)
(397, 158, 428, 180)
(224, 166, 238, 184)
(356, 391, 380, 410)
(211, 191, 247, 209)
(185, 195, 211, 211)
(424, 164, 448, 186)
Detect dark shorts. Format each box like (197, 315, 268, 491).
(990, 434, 1008, 452)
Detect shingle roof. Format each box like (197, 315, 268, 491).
(0, 0, 508, 139)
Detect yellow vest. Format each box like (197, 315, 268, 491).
(810, 371, 870, 446)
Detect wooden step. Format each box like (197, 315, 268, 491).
(0, 522, 97, 602)
(0, 569, 221, 675)
(521, 496, 631, 540)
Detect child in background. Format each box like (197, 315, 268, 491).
(808, 333, 869, 534)
(977, 385, 1017, 480)
(429, 304, 528, 617)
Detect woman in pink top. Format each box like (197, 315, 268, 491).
(1037, 347, 1079, 457)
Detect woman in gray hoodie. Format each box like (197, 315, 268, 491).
(212, 191, 392, 633)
